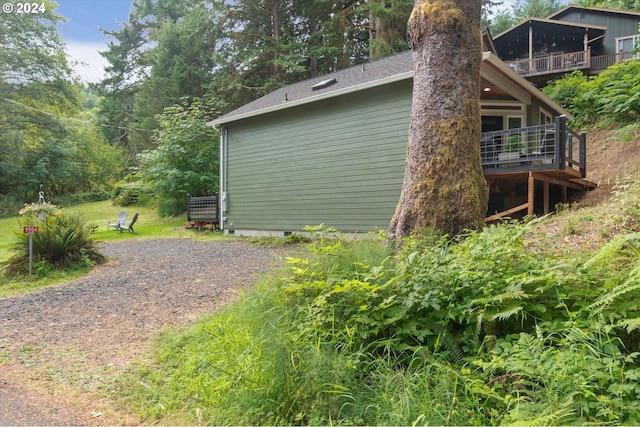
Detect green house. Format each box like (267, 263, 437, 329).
(209, 50, 572, 236)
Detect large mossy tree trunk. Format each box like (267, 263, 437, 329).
(388, 0, 489, 241)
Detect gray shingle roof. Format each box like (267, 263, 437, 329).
(209, 51, 414, 126)
(548, 4, 640, 20)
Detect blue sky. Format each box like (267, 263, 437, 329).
(55, 0, 132, 83)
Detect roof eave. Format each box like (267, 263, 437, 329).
(548, 4, 640, 19)
(494, 17, 606, 40)
(482, 51, 573, 121)
(210, 53, 573, 127)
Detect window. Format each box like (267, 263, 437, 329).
(481, 102, 525, 131)
(539, 109, 553, 125)
(617, 34, 640, 59)
(508, 116, 522, 129)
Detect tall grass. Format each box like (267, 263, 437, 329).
(115, 201, 640, 425)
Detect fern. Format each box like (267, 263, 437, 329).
(617, 318, 640, 333)
(486, 306, 525, 323)
(582, 233, 640, 271)
(588, 260, 640, 314)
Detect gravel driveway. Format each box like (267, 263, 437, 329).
(0, 238, 283, 426)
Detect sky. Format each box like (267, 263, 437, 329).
(55, 0, 132, 83)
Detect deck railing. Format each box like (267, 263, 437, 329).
(507, 49, 637, 77)
(507, 50, 589, 76)
(481, 115, 586, 177)
(589, 51, 636, 72)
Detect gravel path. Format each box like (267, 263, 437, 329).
(0, 238, 283, 426)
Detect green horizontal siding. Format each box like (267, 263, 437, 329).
(224, 80, 412, 232)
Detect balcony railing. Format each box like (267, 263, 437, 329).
(506, 49, 637, 77)
(507, 50, 589, 77)
(481, 115, 586, 177)
(590, 51, 636, 72)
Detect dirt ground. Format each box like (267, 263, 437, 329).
(0, 239, 282, 426)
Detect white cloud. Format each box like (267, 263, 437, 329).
(65, 41, 108, 84)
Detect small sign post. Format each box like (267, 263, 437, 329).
(23, 226, 39, 274)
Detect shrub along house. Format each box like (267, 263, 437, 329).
(209, 48, 594, 236)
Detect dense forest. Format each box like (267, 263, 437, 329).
(1, 0, 638, 216)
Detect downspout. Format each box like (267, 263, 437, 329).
(219, 126, 228, 231)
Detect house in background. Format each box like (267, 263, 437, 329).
(209, 48, 592, 236)
(494, 5, 640, 85)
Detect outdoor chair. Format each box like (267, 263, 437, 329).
(117, 212, 138, 233)
(481, 135, 498, 167)
(107, 211, 127, 231)
(532, 130, 555, 157)
(530, 129, 556, 165)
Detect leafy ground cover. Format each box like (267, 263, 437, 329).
(110, 175, 640, 425)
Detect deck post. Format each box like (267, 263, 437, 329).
(556, 115, 567, 170)
(580, 131, 587, 178)
(187, 194, 192, 222)
(543, 180, 550, 214)
(528, 172, 535, 217)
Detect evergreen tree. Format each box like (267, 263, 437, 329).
(388, 0, 488, 240)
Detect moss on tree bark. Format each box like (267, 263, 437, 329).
(388, 0, 488, 242)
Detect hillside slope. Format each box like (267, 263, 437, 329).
(585, 126, 640, 189)
(530, 125, 640, 253)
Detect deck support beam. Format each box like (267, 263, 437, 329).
(485, 203, 529, 222)
(543, 180, 550, 214)
(484, 170, 595, 223)
(528, 172, 535, 217)
(531, 172, 585, 190)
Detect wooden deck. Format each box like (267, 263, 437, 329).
(481, 116, 596, 221)
(505, 49, 636, 79)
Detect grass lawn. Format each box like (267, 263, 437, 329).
(0, 215, 20, 262)
(0, 200, 225, 263)
(0, 200, 230, 298)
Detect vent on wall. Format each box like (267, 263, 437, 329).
(312, 78, 337, 91)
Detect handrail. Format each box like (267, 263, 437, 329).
(481, 115, 586, 177)
(506, 50, 589, 76)
(506, 49, 637, 77)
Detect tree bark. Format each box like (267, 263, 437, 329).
(387, 0, 488, 242)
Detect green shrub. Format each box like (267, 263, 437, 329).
(69, 189, 111, 204)
(157, 197, 184, 217)
(280, 222, 586, 362)
(0, 194, 27, 217)
(543, 61, 640, 127)
(111, 181, 153, 206)
(4, 203, 104, 276)
(47, 189, 112, 207)
(543, 70, 596, 126)
(588, 60, 640, 126)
